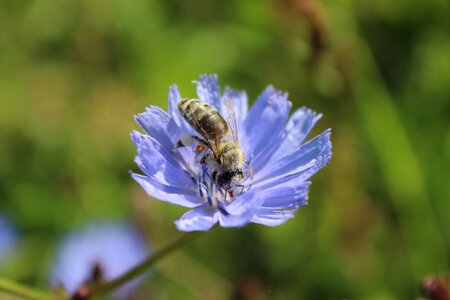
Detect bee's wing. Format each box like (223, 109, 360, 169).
(185, 100, 221, 157)
(224, 99, 239, 144)
(185, 101, 210, 143)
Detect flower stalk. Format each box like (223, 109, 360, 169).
(0, 277, 52, 300)
(0, 231, 202, 300)
(89, 231, 203, 298)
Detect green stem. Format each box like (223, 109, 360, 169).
(91, 231, 204, 298)
(0, 277, 52, 300)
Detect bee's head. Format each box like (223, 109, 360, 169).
(217, 170, 245, 191)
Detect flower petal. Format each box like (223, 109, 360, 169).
(218, 212, 253, 228)
(196, 74, 221, 109)
(168, 84, 181, 120)
(223, 190, 260, 214)
(260, 181, 310, 209)
(134, 106, 181, 151)
(251, 209, 297, 226)
(269, 108, 322, 163)
(255, 129, 332, 186)
(175, 205, 218, 231)
(218, 191, 263, 227)
(167, 85, 194, 134)
(221, 87, 248, 130)
(242, 86, 291, 169)
(131, 131, 196, 188)
(250, 181, 310, 226)
(132, 173, 201, 208)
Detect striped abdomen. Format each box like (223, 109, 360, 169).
(178, 98, 229, 142)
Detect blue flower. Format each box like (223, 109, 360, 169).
(132, 74, 332, 232)
(0, 215, 17, 266)
(50, 222, 150, 299)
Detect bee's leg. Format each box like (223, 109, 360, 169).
(225, 190, 235, 202)
(175, 134, 193, 148)
(234, 183, 251, 195)
(245, 154, 254, 180)
(238, 184, 246, 195)
(175, 134, 208, 148)
(199, 152, 210, 164)
(191, 135, 210, 153)
(244, 183, 252, 193)
(194, 136, 208, 144)
(247, 166, 253, 179)
(173, 134, 192, 154)
(174, 135, 210, 159)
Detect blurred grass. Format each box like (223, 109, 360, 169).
(0, 0, 449, 299)
(352, 41, 447, 280)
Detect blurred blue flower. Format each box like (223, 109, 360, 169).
(50, 222, 150, 299)
(0, 215, 17, 265)
(132, 74, 332, 232)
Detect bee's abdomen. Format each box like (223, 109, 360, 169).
(178, 98, 229, 140)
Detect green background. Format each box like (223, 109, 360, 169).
(0, 0, 449, 299)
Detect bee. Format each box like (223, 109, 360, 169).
(177, 98, 249, 191)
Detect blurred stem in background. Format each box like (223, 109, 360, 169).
(349, 40, 449, 280)
(290, 0, 328, 67)
(0, 277, 52, 300)
(90, 231, 203, 298)
(0, 231, 203, 299)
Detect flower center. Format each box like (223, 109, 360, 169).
(175, 134, 252, 209)
(196, 164, 232, 210)
(192, 150, 250, 210)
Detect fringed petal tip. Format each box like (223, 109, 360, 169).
(251, 209, 297, 227)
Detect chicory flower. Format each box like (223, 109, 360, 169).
(0, 215, 16, 266)
(50, 222, 150, 299)
(132, 75, 332, 231)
